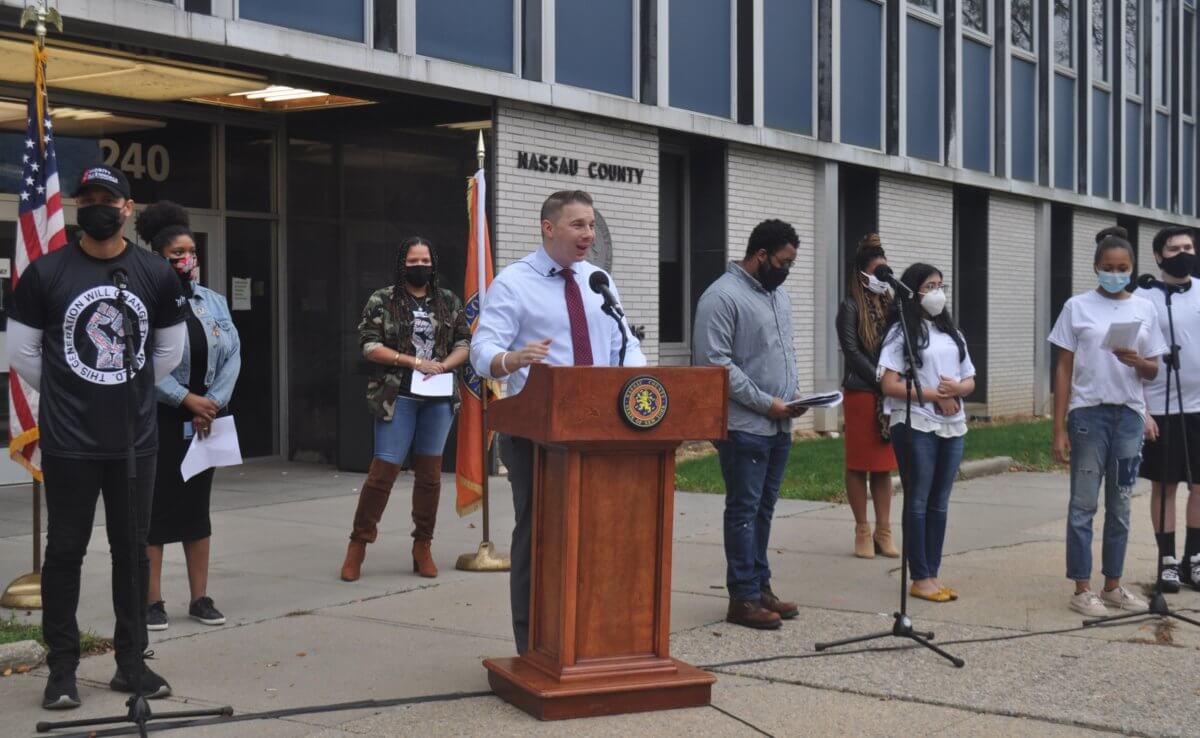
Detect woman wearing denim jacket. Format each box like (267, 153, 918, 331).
(877, 263, 975, 603)
(135, 202, 241, 630)
(1050, 232, 1165, 618)
(339, 237, 471, 582)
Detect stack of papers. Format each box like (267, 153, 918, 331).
(1100, 321, 1141, 351)
(181, 416, 243, 482)
(786, 391, 844, 409)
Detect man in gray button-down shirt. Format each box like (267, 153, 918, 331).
(692, 219, 807, 631)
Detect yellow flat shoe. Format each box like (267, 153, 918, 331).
(940, 587, 959, 601)
(910, 584, 952, 602)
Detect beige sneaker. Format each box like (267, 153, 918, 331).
(1100, 586, 1149, 611)
(1069, 591, 1108, 617)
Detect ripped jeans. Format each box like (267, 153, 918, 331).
(1066, 405, 1144, 581)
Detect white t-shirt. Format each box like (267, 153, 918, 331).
(1136, 277, 1200, 415)
(1048, 290, 1168, 415)
(879, 321, 976, 433)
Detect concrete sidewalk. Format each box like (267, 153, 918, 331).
(1, 462, 1198, 737)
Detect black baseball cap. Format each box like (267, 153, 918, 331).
(73, 165, 131, 199)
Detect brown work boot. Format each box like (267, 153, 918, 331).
(342, 458, 402, 580)
(340, 540, 366, 582)
(759, 586, 799, 620)
(726, 599, 782, 630)
(410, 454, 442, 578)
(873, 525, 900, 558)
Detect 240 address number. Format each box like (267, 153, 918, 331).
(99, 140, 170, 183)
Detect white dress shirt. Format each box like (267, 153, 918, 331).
(470, 246, 646, 395)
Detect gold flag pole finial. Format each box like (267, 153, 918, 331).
(20, 1, 63, 49)
(476, 130, 486, 171)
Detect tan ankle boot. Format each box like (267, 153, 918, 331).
(874, 525, 900, 558)
(410, 455, 442, 578)
(855, 522, 875, 558)
(340, 540, 366, 581)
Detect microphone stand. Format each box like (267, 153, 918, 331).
(1081, 281, 1200, 630)
(38, 279, 233, 736)
(602, 302, 628, 367)
(815, 286, 964, 667)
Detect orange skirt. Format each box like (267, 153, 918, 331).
(843, 389, 898, 473)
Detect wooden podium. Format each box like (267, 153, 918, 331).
(483, 365, 728, 720)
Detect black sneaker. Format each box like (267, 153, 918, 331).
(42, 669, 81, 710)
(146, 601, 168, 631)
(110, 663, 172, 699)
(1159, 556, 1182, 594)
(188, 596, 226, 626)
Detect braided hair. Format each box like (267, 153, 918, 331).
(134, 200, 191, 252)
(849, 233, 891, 353)
(394, 236, 452, 344)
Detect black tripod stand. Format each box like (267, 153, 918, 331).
(1082, 278, 1200, 630)
(38, 272, 232, 736)
(815, 279, 964, 667)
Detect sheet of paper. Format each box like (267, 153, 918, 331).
(411, 371, 454, 398)
(231, 277, 252, 311)
(181, 416, 243, 482)
(786, 391, 843, 409)
(1100, 321, 1141, 351)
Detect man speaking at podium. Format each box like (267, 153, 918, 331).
(470, 190, 645, 653)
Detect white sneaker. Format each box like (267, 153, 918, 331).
(1159, 556, 1182, 593)
(1189, 554, 1200, 588)
(1069, 591, 1109, 617)
(1100, 586, 1149, 611)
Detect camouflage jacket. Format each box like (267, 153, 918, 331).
(359, 286, 471, 421)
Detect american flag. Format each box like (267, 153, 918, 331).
(9, 55, 66, 481)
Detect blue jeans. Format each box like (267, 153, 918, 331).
(715, 431, 791, 600)
(373, 397, 454, 463)
(890, 424, 964, 581)
(1066, 405, 1143, 581)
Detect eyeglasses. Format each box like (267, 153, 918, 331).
(919, 283, 947, 294)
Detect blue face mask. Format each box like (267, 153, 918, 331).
(1097, 271, 1131, 294)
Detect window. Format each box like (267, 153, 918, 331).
(416, 0, 515, 73)
(239, 0, 364, 42)
(763, 0, 814, 135)
(910, 0, 938, 13)
(1126, 0, 1140, 94)
(1153, 0, 1167, 105)
(1012, 0, 1035, 52)
(1054, 0, 1073, 67)
(556, 0, 634, 97)
(669, 0, 732, 117)
(963, 0, 988, 33)
(1092, 0, 1107, 81)
(374, 0, 397, 52)
(1186, 7, 1195, 116)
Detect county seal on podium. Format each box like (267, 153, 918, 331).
(619, 375, 668, 429)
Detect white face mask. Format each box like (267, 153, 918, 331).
(861, 271, 891, 295)
(921, 288, 947, 317)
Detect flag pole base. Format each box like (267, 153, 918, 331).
(1, 572, 41, 610)
(455, 541, 511, 572)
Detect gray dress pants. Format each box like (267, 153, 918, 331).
(499, 435, 534, 653)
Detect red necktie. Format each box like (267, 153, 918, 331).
(560, 268, 594, 366)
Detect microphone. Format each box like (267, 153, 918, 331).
(1137, 273, 1186, 293)
(588, 270, 625, 319)
(111, 268, 129, 291)
(872, 264, 913, 298)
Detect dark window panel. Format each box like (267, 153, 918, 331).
(1126, 0, 1140, 94)
(375, 0, 398, 52)
(417, 0, 515, 72)
(1054, 74, 1075, 188)
(963, 0, 988, 33)
(668, 0, 732, 117)
(1154, 111, 1168, 208)
(1092, 87, 1111, 196)
(185, 0, 212, 13)
(763, 0, 813, 134)
(963, 38, 992, 172)
(557, 0, 633, 96)
(1011, 57, 1037, 181)
(840, 0, 883, 149)
(522, 0, 542, 82)
(1092, 0, 1107, 81)
(911, 0, 938, 12)
(240, 0, 364, 42)
(1153, 0, 1167, 105)
(1054, 0, 1073, 67)
(1012, 0, 1034, 52)
(226, 126, 274, 214)
(1185, 123, 1195, 214)
(1185, 9, 1194, 116)
(658, 151, 685, 344)
(1125, 99, 1142, 202)
(906, 16, 940, 161)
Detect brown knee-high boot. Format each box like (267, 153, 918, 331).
(410, 454, 442, 578)
(340, 458, 402, 581)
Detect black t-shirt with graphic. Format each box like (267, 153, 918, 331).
(10, 238, 188, 459)
(399, 293, 436, 398)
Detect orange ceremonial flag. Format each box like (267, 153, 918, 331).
(455, 168, 497, 516)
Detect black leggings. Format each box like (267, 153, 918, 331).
(41, 454, 156, 671)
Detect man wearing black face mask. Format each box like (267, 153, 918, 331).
(692, 219, 807, 630)
(6, 165, 188, 709)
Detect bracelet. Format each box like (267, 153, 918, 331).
(500, 351, 511, 374)
(393, 352, 402, 366)
(414, 357, 422, 369)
